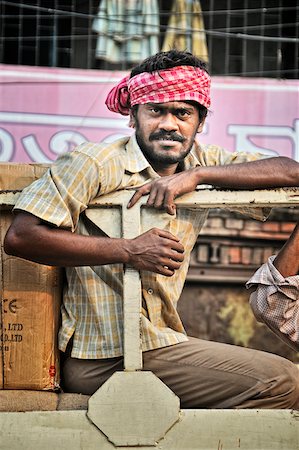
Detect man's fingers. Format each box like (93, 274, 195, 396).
(147, 184, 166, 209)
(169, 249, 184, 262)
(127, 184, 151, 208)
(158, 258, 184, 276)
(163, 190, 176, 215)
(158, 265, 175, 277)
(127, 190, 143, 208)
(156, 228, 181, 243)
(164, 202, 176, 216)
(147, 186, 177, 215)
(156, 229, 179, 240)
(163, 259, 182, 270)
(128, 228, 184, 275)
(127, 179, 178, 216)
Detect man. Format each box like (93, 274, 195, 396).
(4, 50, 299, 409)
(247, 222, 299, 352)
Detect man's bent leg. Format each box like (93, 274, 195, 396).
(62, 355, 123, 395)
(61, 337, 299, 409)
(143, 337, 299, 409)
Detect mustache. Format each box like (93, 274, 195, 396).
(149, 131, 186, 143)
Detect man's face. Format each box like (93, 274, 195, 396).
(131, 101, 204, 168)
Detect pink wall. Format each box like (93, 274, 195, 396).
(1, 64, 298, 163)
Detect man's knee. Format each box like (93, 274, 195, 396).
(263, 357, 299, 409)
(283, 363, 299, 409)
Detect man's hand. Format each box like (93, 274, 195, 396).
(127, 170, 198, 215)
(125, 228, 184, 276)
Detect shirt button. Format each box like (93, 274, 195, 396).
(147, 288, 154, 295)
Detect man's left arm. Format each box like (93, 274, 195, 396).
(128, 156, 299, 215)
(247, 222, 299, 351)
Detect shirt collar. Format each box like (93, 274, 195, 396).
(124, 134, 151, 173)
(182, 146, 201, 170)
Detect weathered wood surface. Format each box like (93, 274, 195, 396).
(87, 203, 143, 372)
(2, 187, 299, 208)
(0, 409, 298, 449)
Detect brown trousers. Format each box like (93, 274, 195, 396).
(62, 337, 299, 409)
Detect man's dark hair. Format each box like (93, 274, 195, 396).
(130, 49, 209, 77)
(130, 50, 209, 121)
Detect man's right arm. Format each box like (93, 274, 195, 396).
(4, 212, 184, 277)
(272, 223, 299, 277)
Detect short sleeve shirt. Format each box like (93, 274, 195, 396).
(14, 135, 267, 358)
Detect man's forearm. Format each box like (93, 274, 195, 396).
(195, 156, 299, 189)
(273, 223, 299, 277)
(4, 212, 185, 276)
(4, 212, 130, 267)
(128, 156, 299, 215)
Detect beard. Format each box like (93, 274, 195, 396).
(135, 128, 194, 165)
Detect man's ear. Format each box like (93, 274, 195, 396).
(129, 111, 136, 128)
(197, 117, 206, 134)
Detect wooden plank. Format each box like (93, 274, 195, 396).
(175, 186, 299, 208)
(121, 205, 142, 371)
(86, 203, 143, 371)
(2, 187, 299, 208)
(0, 409, 298, 450)
(0, 191, 20, 207)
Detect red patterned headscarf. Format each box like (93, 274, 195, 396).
(105, 65, 211, 116)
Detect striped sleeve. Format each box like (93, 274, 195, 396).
(14, 148, 103, 231)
